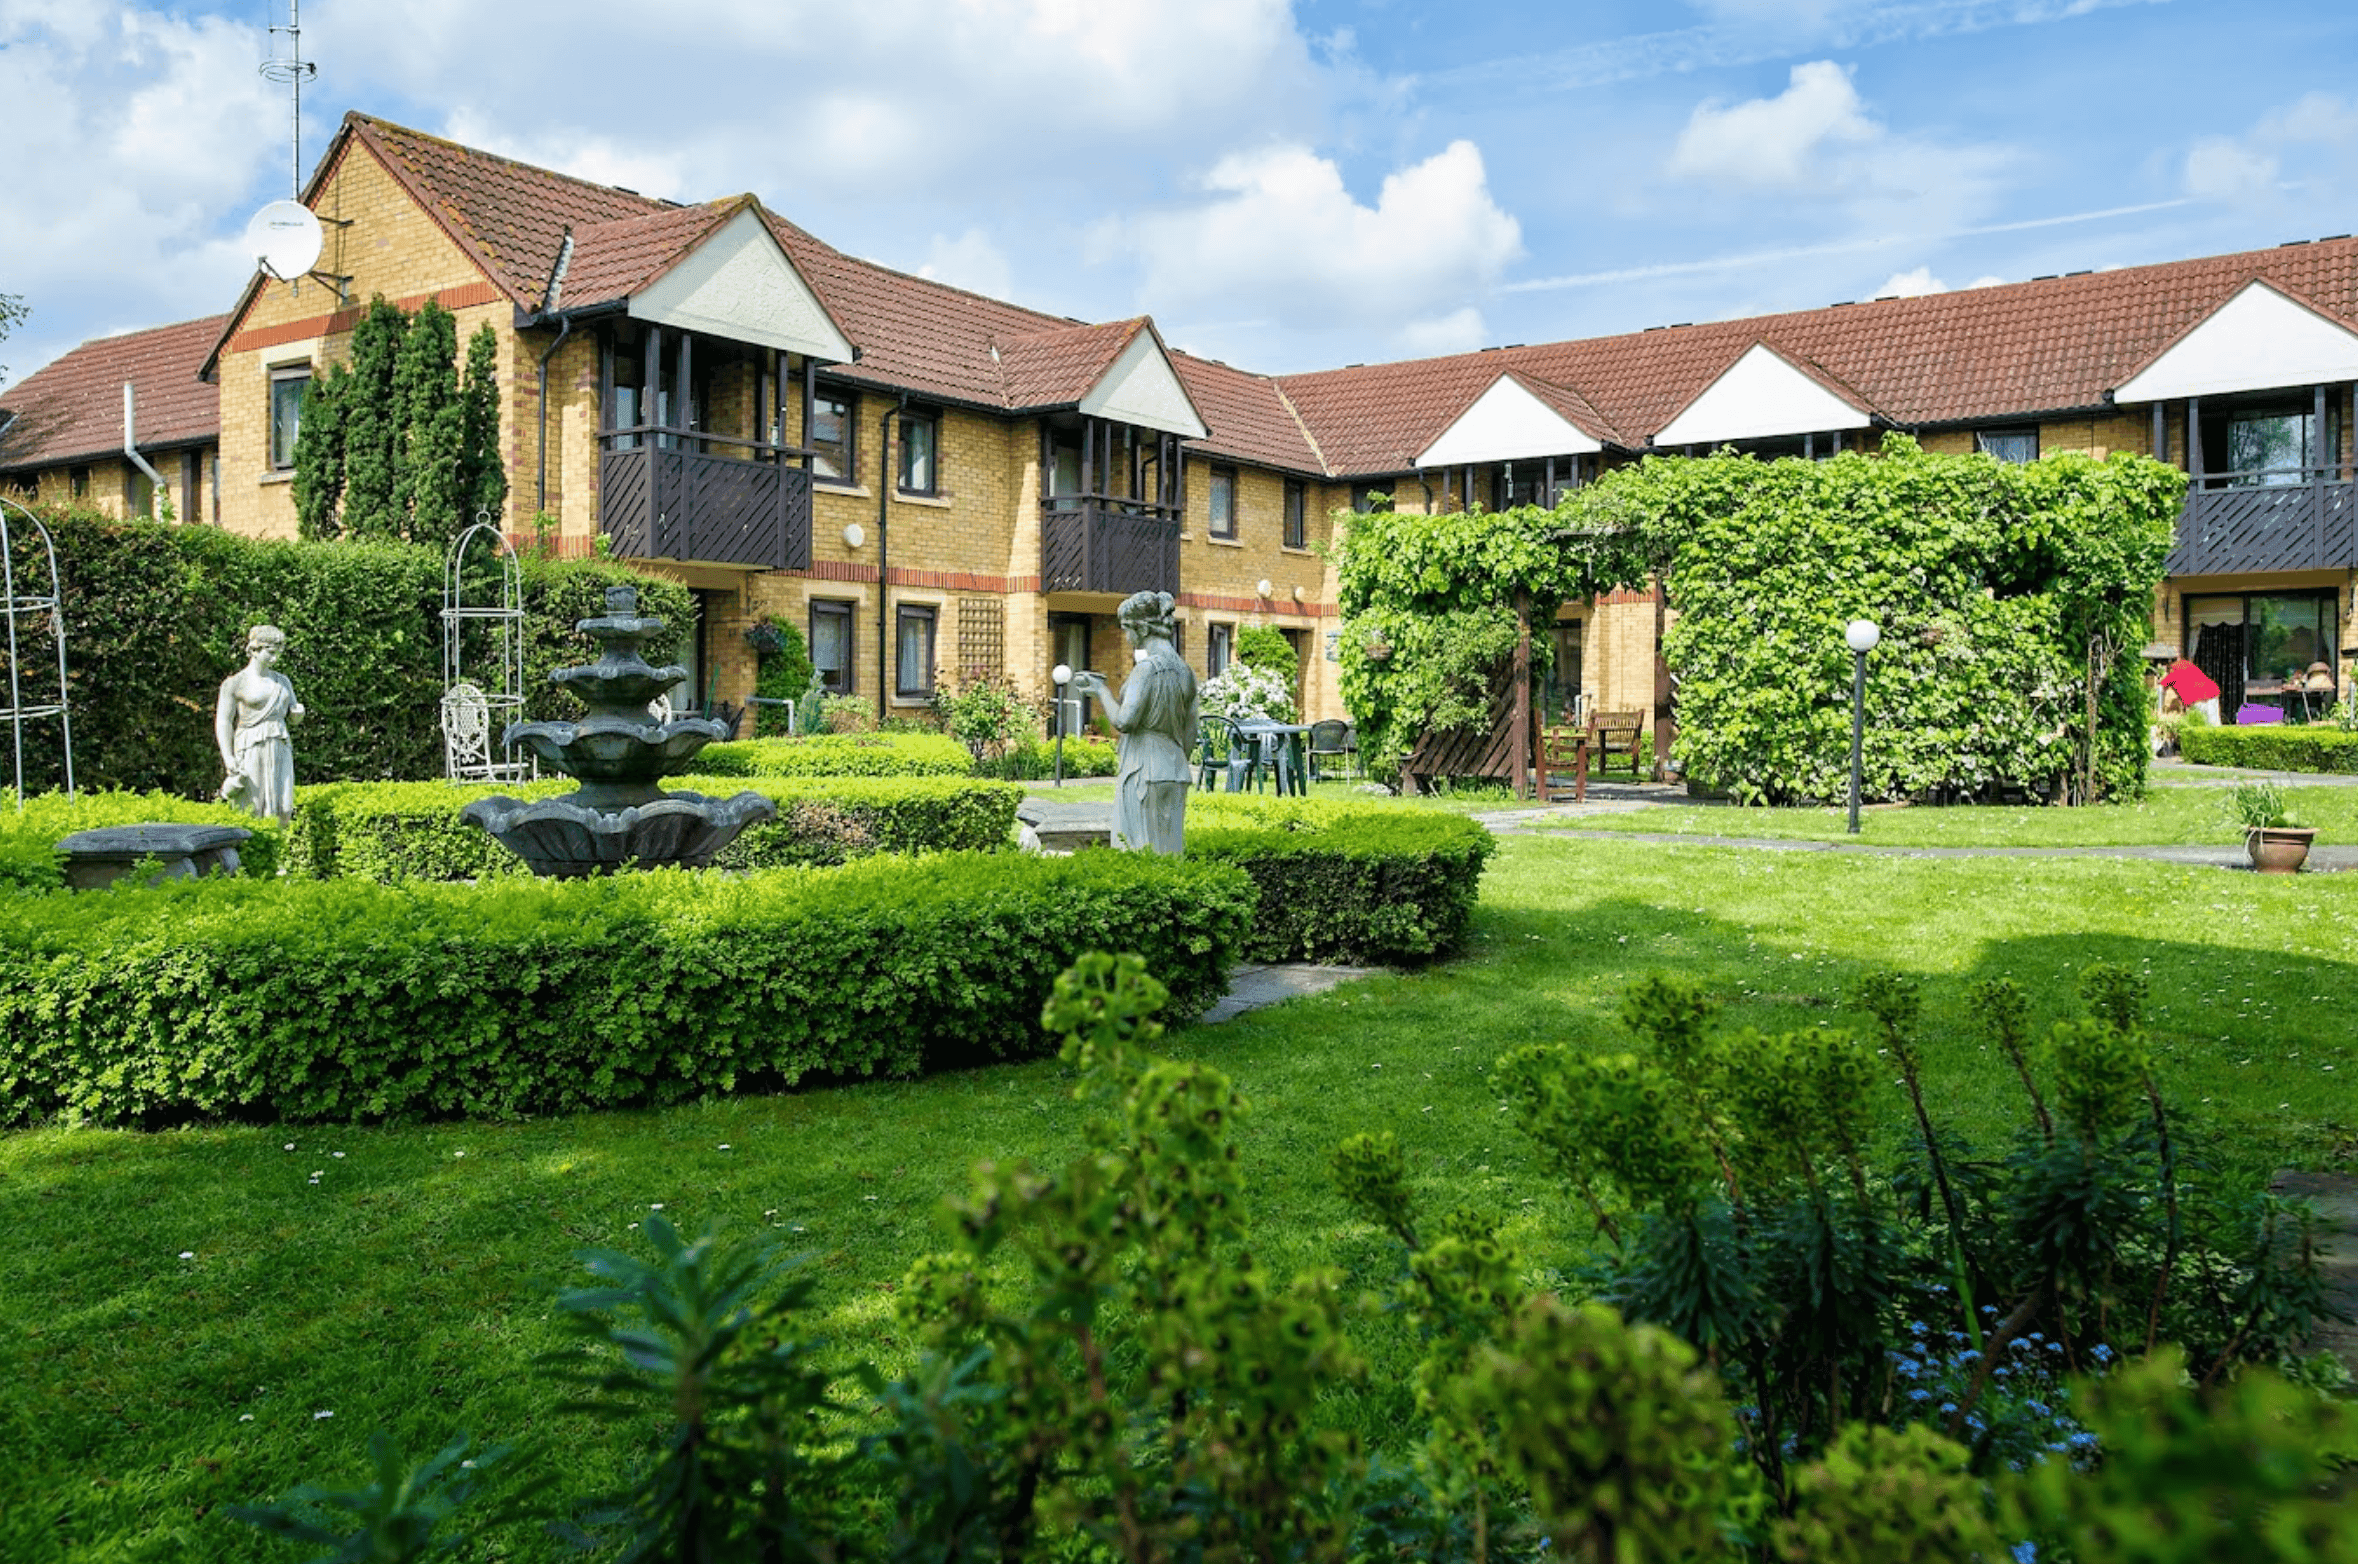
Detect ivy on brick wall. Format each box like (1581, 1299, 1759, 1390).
(294, 297, 505, 546)
(0, 506, 687, 796)
(1605, 435, 2182, 804)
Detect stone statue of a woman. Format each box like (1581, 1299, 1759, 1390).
(215, 625, 304, 822)
(1067, 591, 1199, 855)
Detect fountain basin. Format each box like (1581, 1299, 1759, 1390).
(461, 789, 777, 878)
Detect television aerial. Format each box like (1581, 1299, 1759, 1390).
(247, 200, 323, 283)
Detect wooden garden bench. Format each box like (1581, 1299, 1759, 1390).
(1587, 708, 1648, 780)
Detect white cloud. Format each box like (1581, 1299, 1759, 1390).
(916, 229, 1014, 301)
(1667, 61, 1879, 189)
(1397, 307, 1488, 357)
(309, 0, 1326, 200)
(0, 4, 283, 385)
(2184, 139, 2280, 203)
(2184, 92, 2358, 209)
(1967, 274, 2007, 288)
(1873, 266, 1946, 297)
(1105, 141, 1522, 332)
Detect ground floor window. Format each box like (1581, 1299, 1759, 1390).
(1544, 621, 1585, 722)
(2185, 590, 2339, 717)
(811, 599, 855, 694)
(1207, 621, 1234, 678)
(896, 604, 937, 698)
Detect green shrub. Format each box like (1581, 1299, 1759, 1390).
(2180, 723, 2358, 773)
(287, 775, 1022, 882)
(746, 617, 812, 737)
(694, 732, 975, 778)
(0, 790, 286, 891)
(1187, 796, 1495, 964)
(0, 853, 1253, 1126)
(1233, 623, 1301, 686)
(973, 733, 1120, 780)
(2, 506, 690, 796)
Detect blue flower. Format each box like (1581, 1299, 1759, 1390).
(2091, 1343, 2114, 1364)
(1940, 1402, 1958, 1414)
(2025, 1400, 2051, 1417)
(1958, 1349, 1982, 1364)
(2013, 1541, 2040, 1563)
(1910, 1388, 1932, 1402)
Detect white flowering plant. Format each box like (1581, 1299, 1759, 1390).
(1199, 662, 1296, 725)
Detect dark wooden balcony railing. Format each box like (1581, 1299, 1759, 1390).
(1041, 497, 1180, 596)
(2167, 467, 2357, 576)
(598, 429, 812, 571)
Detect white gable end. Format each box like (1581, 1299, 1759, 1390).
(1417, 375, 1602, 467)
(631, 207, 855, 363)
(1079, 331, 1208, 439)
(1654, 343, 1870, 447)
(2114, 280, 2358, 403)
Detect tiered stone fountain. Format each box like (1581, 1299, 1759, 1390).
(462, 586, 775, 876)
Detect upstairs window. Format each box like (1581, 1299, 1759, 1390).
(2227, 409, 2313, 487)
(1977, 429, 2040, 464)
(1208, 464, 1238, 539)
(898, 410, 939, 495)
(809, 389, 854, 482)
(270, 366, 310, 471)
(1283, 479, 1306, 549)
(1350, 483, 1393, 514)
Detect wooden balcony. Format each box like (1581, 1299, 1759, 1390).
(599, 433, 811, 571)
(1041, 499, 1180, 596)
(2167, 468, 2357, 576)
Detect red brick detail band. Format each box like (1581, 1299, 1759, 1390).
(1178, 590, 1335, 618)
(227, 281, 507, 354)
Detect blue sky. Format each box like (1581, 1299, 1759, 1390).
(6, 0, 2358, 389)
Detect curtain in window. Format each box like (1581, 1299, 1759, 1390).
(897, 609, 934, 695)
(811, 606, 850, 692)
(901, 419, 937, 492)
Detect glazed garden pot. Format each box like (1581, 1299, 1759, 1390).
(2247, 826, 2316, 875)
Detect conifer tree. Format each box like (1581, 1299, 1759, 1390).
(338, 297, 407, 538)
(457, 324, 506, 528)
(290, 361, 348, 539)
(394, 300, 465, 545)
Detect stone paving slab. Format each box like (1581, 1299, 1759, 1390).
(2267, 1171, 2358, 1379)
(1197, 962, 1382, 1025)
(2151, 761, 2358, 788)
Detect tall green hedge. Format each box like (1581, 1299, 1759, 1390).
(0, 852, 1254, 1127)
(1598, 438, 2181, 804)
(2179, 724, 2358, 773)
(0, 507, 689, 797)
(283, 775, 1021, 882)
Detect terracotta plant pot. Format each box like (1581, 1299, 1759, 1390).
(2246, 826, 2316, 875)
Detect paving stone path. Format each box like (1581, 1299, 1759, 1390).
(1197, 961, 1381, 1024)
(2267, 1171, 2358, 1381)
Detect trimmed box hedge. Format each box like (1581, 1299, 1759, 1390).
(0, 791, 287, 892)
(0, 851, 1253, 1127)
(2179, 724, 2358, 774)
(1186, 796, 1495, 965)
(283, 775, 1022, 882)
(694, 733, 976, 778)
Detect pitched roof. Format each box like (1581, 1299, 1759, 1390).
(0, 315, 225, 471)
(1169, 353, 1326, 475)
(557, 202, 738, 311)
(352, 115, 667, 307)
(1275, 234, 2358, 471)
(996, 318, 1145, 409)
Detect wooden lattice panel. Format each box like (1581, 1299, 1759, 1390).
(957, 597, 1005, 682)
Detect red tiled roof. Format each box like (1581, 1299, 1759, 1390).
(557, 201, 738, 311)
(1278, 235, 2358, 472)
(996, 318, 1144, 409)
(0, 315, 224, 471)
(353, 115, 667, 306)
(1171, 353, 1325, 475)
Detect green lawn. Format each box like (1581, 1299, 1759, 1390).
(1540, 783, 2358, 846)
(4, 835, 2354, 1560)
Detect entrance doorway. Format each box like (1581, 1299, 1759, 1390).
(1049, 612, 1093, 734)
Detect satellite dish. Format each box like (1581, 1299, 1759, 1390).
(246, 200, 323, 282)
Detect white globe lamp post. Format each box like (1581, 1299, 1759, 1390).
(1845, 620, 1880, 834)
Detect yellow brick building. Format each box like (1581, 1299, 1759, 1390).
(13, 111, 2358, 772)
